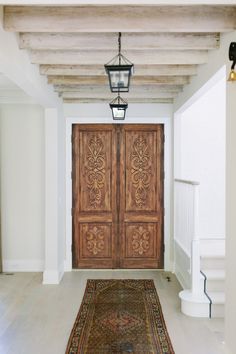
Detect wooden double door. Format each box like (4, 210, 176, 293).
(72, 124, 164, 269)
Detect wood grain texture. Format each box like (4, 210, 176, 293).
(58, 85, 183, 94)
(119, 125, 164, 269)
(125, 223, 157, 258)
(48, 75, 190, 85)
(20, 32, 220, 50)
(80, 224, 112, 258)
(125, 131, 157, 211)
(72, 124, 117, 268)
(61, 90, 179, 100)
(79, 131, 111, 212)
(3, 6, 232, 102)
(63, 98, 174, 104)
(72, 124, 164, 269)
(30, 49, 208, 65)
(4, 6, 236, 32)
(40, 64, 198, 76)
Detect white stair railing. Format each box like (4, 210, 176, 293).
(175, 179, 201, 296)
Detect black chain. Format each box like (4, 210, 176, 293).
(118, 32, 121, 65)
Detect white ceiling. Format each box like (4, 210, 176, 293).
(2, 4, 236, 104)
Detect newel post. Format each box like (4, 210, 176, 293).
(191, 183, 201, 296)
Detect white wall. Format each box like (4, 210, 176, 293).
(173, 30, 236, 354)
(63, 102, 174, 271)
(0, 104, 45, 271)
(175, 76, 226, 239)
(57, 106, 66, 278)
(226, 68, 236, 354)
(63, 102, 173, 119)
(0, 7, 59, 108)
(43, 106, 66, 284)
(0, 6, 66, 282)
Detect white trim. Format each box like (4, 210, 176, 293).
(175, 65, 226, 116)
(175, 178, 199, 186)
(43, 267, 64, 284)
(2, 259, 44, 272)
(179, 290, 210, 318)
(65, 115, 172, 271)
(174, 238, 191, 258)
(174, 239, 191, 289)
(175, 266, 190, 290)
(43, 261, 64, 284)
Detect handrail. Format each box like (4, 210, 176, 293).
(175, 178, 200, 186)
(200, 270, 212, 318)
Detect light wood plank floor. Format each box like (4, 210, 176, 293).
(0, 271, 225, 354)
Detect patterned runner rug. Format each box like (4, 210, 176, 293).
(66, 279, 175, 354)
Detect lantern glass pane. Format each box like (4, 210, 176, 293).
(112, 107, 126, 119)
(108, 69, 130, 92)
(110, 70, 129, 87)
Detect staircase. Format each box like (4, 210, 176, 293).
(178, 239, 225, 318)
(175, 178, 225, 318)
(200, 240, 225, 318)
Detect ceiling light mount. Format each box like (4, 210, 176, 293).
(228, 42, 236, 82)
(105, 32, 134, 92)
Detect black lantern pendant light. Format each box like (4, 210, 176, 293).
(109, 93, 128, 120)
(105, 32, 134, 92)
(228, 42, 236, 82)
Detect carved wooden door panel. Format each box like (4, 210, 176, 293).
(119, 125, 164, 268)
(72, 124, 164, 269)
(72, 125, 117, 268)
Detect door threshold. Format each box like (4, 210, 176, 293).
(72, 269, 165, 272)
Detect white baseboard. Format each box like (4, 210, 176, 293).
(175, 266, 190, 290)
(174, 240, 191, 290)
(43, 262, 64, 284)
(2, 259, 44, 272)
(43, 270, 62, 284)
(179, 290, 210, 318)
(64, 258, 72, 272)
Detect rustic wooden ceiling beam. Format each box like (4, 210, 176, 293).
(57, 86, 182, 96)
(30, 49, 208, 65)
(63, 97, 174, 104)
(47, 75, 190, 86)
(61, 92, 177, 99)
(4, 6, 236, 33)
(19, 32, 220, 50)
(40, 64, 198, 77)
(55, 84, 183, 92)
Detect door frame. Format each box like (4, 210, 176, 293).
(65, 116, 172, 272)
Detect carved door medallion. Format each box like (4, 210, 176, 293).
(72, 124, 164, 268)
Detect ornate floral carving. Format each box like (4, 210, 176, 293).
(132, 226, 150, 255)
(86, 226, 105, 255)
(85, 135, 106, 208)
(131, 136, 152, 207)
